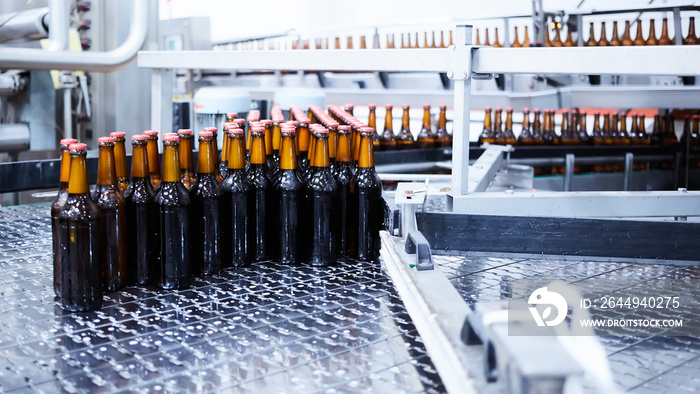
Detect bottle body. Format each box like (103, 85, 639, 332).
(305, 169, 338, 266)
(124, 180, 158, 285)
(275, 172, 304, 264)
(397, 107, 416, 149)
(92, 184, 128, 292)
(350, 168, 383, 261)
(155, 182, 191, 289)
(190, 174, 222, 275)
(59, 194, 102, 312)
(221, 170, 251, 267)
(51, 186, 68, 297)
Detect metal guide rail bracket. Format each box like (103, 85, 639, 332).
(405, 230, 434, 271)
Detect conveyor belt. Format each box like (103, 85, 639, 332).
(0, 203, 444, 393)
(435, 255, 700, 393)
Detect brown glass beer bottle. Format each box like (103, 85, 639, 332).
(478, 107, 496, 144)
(221, 127, 251, 266)
(177, 129, 196, 191)
(435, 104, 452, 147)
(59, 143, 102, 311)
(274, 126, 304, 264)
(333, 125, 354, 257)
(416, 104, 436, 148)
(247, 126, 274, 262)
(144, 130, 161, 189)
(380, 105, 398, 150)
(397, 104, 416, 149)
(52, 138, 77, 297)
(155, 134, 191, 289)
(110, 132, 129, 193)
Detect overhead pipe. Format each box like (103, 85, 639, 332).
(0, 0, 149, 72)
(0, 7, 49, 44)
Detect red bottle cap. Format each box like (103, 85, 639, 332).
(439, 104, 447, 109)
(506, 107, 513, 111)
(98, 137, 115, 144)
(260, 119, 273, 125)
(234, 119, 246, 124)
(198, 131, 213, 137)
(360, 127, 374, 133)
(368, 104, 377, 109)
(326, 120, 339, 128)
(177, 129, 193, 135)
(338, 125, 351, 131)
(495, 106, 502, 111)
(484, 106, 492, 111)
(523, 107, 530, 112)
(203, 127, 218, 132)
(69, 143, 87, 150)
(131, 135, 148, 141)
(402, 104, 410, 109)
(533, 108, 540, 112)
(251, 126, 266, 132)
(227, 127, 244, 134)
(60, 138, 78, 145)
(163, 134, 179, 142)
(423, 103, 430, 108)
(110, 132, 126, 138)
(143, 130, 159, 137)
(226, 112, 238, 118)
(385, 104, 393, 110)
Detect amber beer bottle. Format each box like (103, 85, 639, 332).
(610, 21, 621, 46)
(51, 138, 77, 297)
(494, 107, 506, 144)
(144, 130, 161, 189)
(221, 112, 237, 174)
(344, 103, 354, 116)
(478, 107, 495, 144)
(261, 119, 275, 176)
(155, 134, 191, 289)
(585, 23, 597, 46)
(619, 113, 632, 144)
(502, 107, 517, 145)
(417, 104, 436, 148)
(435, 104, 452, 147)
(110, 132, 129, 193)
(659, 18, 673, 45)
(512, 27, 521, 47)
(333, 126, 354, 256)
(621, 21, 633, 46)
(305, 127, 338, 265)
(247, 126, 274, 262)
(124, 135, 158, 285)
(203, 126, 223, 183)
(177, 129, 196, 191)
(350, 127, 383, 261)
(91, 137, 127, 292)
(647, 19, 658, 45)
(559, 110, 572, 144)
(221, 127, 250, 266)
(327, 121, 339, 173)
(532, 109, 544, 144)
(397, 104, 416, 149)
(518, 109, 534, 145)
(274, 126, 304, 264)
(368, 104, 381, 151)
(542, 110, 559, 145)
(522, 26, 531, 47)
(380, 105, 398, 150)
(189, 131, 222, 276)
(297, 120, 311, 173)
(598, 22, 609, 46)
(650, 115, 663, 145)
(564, 29, 575, 47)
(634, 21, 646, 46)
(578, 112, 591, 145)
(59, 143, 102, 311)
(686, 17, 698, 45)
(552, 26, 563, 47)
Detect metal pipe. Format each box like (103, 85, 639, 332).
(46, 0, 68, 51)
(0, 0, 149, 72)
(63, 87, 72, 140)
(0, 124, 30, 152)
(0, 7, 49, 43)
(377, 174, 452, 182)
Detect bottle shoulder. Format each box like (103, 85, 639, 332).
(155, 182, 191, 206)
(92, 185, 125, 210)
(274, 170, 304, 191)
(306, 168, 337, 193)
(58, 194, 100, 221)
(190, 174, 223, 198)
(246, 165, 271, 189)
(352, 167, 382, 189)
(124, 180, 155, 203)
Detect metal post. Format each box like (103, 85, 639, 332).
(564, 153, 574, 191)
(151, 68, 173, 140)
(450, 25, 473, 196)
(576, 14, 584, 47)
(623, 152, 633, 191)
(673, 8, 683, 46)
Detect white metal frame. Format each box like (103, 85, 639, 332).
(138, 24, 700, 217)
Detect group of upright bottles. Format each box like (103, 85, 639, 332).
(585, 17, 697, 47)
(366, 104, 452, 150)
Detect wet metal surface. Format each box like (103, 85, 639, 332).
(434, 254, 700, 393)
(0, 203, 444, 393)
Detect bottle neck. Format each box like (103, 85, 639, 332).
(603, 115, 611, 130)
(198, 138, 216, 174)
(620, 116, 627, 132)
(228, 136, 246, 170)
(328, 127, 337, 160)
(313, 137, 330, 168)
(68, 154, 90, 195)
(402, 109, 410, 129)
(594, 114, 600, 129)
(368, 108, 376, 129)
(358, 134, 375, 168)
(336, 133, 352, 163)
(250, 134, 266, 165)
(264, 125, 273, 156)
(384, 109, 393, 131)
(131, 144, 149, 178)
(146, 139, 160, 171)
(221, 130, 229, 161)
(272, 124, 281, 151)
(298, 125, 310, 153)
(505, 111, 513, 130)
(522, 112, 530, 130)
(422, 109, 431, 129)
(494, 111, 502, 130)
(484, 111, 492, 129)
(438, 108, 446, 129)
(162, 144, 181, 183)
(59, 149, 71, 188)
(97, 145, 118, 186)
(533, 113, 541, 130)
(179, 136, 194, 171)
(114, 140, 128, 178)
(280, 135, 297, 170)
